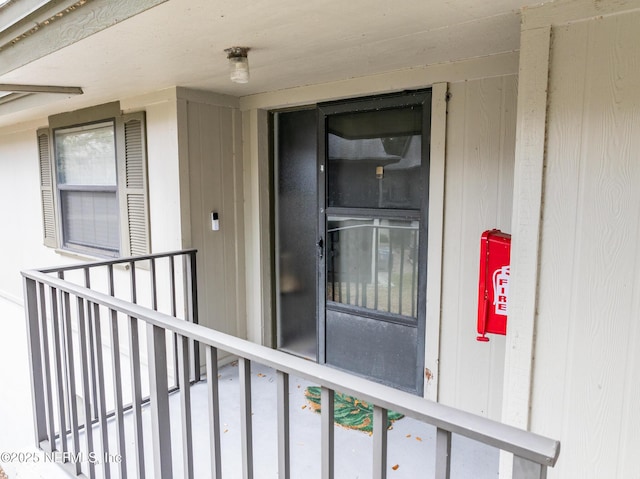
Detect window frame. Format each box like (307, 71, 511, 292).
(53, 119, 120, 257)
(38, 101, 150, 259)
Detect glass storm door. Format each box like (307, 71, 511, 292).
(318, 91, 431, 394)
(274, 90, 430, 395)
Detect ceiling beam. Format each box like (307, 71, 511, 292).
(0, 83, 83, 94)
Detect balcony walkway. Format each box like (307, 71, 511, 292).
(0, 297, 499, 478)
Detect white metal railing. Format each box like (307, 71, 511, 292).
(22, 251, 560, 479)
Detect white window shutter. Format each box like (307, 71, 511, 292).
(37, 129, 57, 248)
(119, 112, 150, 256)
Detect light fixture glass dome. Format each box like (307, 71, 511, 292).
(225, 47, 250, 84)
(229, 56, 249, 83)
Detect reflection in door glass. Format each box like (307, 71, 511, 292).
(327, 106, 422, 209)
(326, 217, 419, 319)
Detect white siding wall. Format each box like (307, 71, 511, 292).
(138, 98, 182, 253)
(439, 75, 517, 419)
(0, 121, 62, 302)
(528, 10, 640, 478)
(0, 91, 183, 302)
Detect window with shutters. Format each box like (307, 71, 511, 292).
(37, 107, 150, 258)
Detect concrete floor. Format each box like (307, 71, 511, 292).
(0, 297, 499, 478)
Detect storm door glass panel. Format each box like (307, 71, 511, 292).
(275, 109, 318, 359)
(55, 121, 119, 255)
(326, 217, 419, 320)
(327, 106, 422, 210)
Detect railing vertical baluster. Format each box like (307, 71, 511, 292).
(49, 286, 68, 454)
(148, 323, 172, 478)
(150, 258, 158, 311)
(129, 262, 146, 479)
(330, 232, 336, 302)
(56, 272, 70, 442)
(335, 232, 342, 304)
(61, 291, 81, 476)
(373, 224, 379, 310)
(186, 251, 201, 381)
(398, 238, 405, 316)
(37, 282, 56, 452)
(435, 428, 452, 479)
(239, 357, 254, 479)
(373, 406, 387, 479)
(206, 346, 222, 479)
(84, 268, 98, 422)
(77, 297, 96, 479)
(387, 233, 393, 312)
(170, 256, 179, 387)
(178, 334, 194, 479)
(91, 302, 111, 479)
(411, 230, 418, 318)
(206, 346, 222, 478)
(513, 456, 548, 479)
(107, 265, 127, 479)
(346, 231, 351, 306)
(321, 387, 335, 479)
(355, 235, 361, 307)
(277, 371, 291, 479)
(23, 277, 47, 446)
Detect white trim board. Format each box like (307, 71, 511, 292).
(239, 52, 518, 112)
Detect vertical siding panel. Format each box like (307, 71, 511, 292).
(184, 97, 243, 340)
(496, 76, 517, 231)
(220, 107, 239, 337)
(533, 11, 640, 479)
(487, 74, 517, 419)
(459, 77, 505, 417)
(440, 75, 516, 419)
(530, 23, 588, 479)
(204, 105, 226, 333)
(618, 13, 640, 464)
(232, 109, 247, 341)
(187, 103, 206, 330)
(567, 13, 640, 478)
(439, 81, 466, 411)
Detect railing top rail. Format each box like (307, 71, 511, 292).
(36, 248, 198, 274)
(22, 267, 560, 468)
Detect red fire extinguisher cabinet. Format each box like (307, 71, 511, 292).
(477, 229, 511, 342)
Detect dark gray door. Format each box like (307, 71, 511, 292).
(318, 92, 431, 394)
(274, 91, 431, 394)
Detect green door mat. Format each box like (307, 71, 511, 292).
(305, 386, 404, 434)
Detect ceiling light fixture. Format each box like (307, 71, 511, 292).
(224, 47, 250, 84)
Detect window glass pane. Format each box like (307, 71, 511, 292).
(60, 190, 120, 254)
(326, 216, 419, 319)
(55, 122, 116, 186)
(327, 106, 422, 209)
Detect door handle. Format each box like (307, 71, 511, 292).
(317, 238, 324, 259)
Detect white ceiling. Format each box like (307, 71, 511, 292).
(0, 0, 533, 127)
